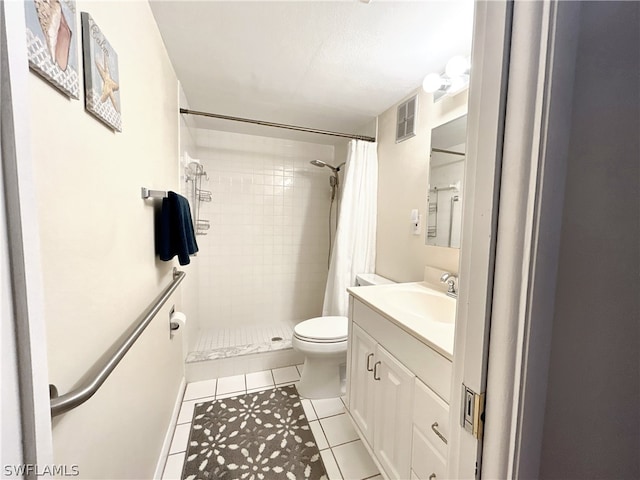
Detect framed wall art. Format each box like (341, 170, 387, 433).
(25, 0, 80, 99)
(81, 12, 122, 132)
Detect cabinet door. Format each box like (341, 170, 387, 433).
(349, 323, 377, 445)
(373, 344, 415, 480)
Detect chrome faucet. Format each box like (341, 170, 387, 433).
(440, 272, 459, 298)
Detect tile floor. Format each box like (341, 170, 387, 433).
(162, 364, 382, 480)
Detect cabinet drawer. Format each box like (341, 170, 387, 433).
(413, 379, 449, 459)
(411, 426, 447, 480)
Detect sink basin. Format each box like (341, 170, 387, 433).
(347, 281, 457, 358)
(382, 288, 456, 324)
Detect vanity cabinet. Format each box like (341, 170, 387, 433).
(347, 297, 452, 480)
(349, 324, 377, 442)
(350, 323, 414, 479)
(372, 344, 414, 479)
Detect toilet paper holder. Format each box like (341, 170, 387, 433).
(169, 306, 185, 339)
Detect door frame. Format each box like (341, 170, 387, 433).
(1, 3, 24, 470)
(1, 0, 54, 471)
(448, 1, 512, 477)
(450, 1, 582, 478)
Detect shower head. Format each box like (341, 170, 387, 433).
(310, 160, 341, 172)
(310, 159, 333, 170)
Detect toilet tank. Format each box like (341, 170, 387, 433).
(355, 273, 396, 286)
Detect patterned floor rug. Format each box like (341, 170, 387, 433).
(182, 385, 328, 480)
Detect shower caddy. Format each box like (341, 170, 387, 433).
(185, 161, 211, 235)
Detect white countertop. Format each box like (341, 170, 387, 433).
(347, 282, 456, 360)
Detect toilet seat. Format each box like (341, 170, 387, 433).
(293, 316, 348, 343)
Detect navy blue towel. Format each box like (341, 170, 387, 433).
(158, 191, 199, 265)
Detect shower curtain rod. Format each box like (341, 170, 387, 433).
(431, 147, 466, 156)
(180, 108, 376, 143)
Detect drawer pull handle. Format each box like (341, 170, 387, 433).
(366, 353, 374, 371)
(429, 474, 436, 480)
(373, 361, 381, 380)
(431, 422, 448, 445)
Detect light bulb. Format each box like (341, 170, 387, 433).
(422, 73, 444, 93)
(445, 56, 470, 78)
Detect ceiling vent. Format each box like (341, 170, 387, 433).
(396, 94, 418, 143)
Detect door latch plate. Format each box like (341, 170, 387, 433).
(461, 383, 485, 439)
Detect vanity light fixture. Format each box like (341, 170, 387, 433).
(422, 56, 470, 100)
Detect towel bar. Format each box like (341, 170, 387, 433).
(141, 187, 167, 199)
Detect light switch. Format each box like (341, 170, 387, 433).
(411, 209, 422, 235)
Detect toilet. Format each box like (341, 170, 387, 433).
(293, 316, 348, 399)
(293, 273, 395, 399)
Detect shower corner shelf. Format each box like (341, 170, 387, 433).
(185, 161, 211, 236)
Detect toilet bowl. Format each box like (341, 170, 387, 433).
(292, 316, 348, 399)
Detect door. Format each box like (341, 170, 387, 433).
(1, 0, 54, 470)
(373, 345, 414, 480)
(451, 0, 583, 477)
(1, 10, 23, 465)
(349, 323, 377, 444)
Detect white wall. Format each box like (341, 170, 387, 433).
(193, 129, 334, 331)
(28, 2, 184, 477)
(334, 140, 350, 171)
(376, 88, 467, 282)
(539, 2, 640, 477)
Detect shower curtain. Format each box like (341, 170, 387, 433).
(322, 140, 378, 317)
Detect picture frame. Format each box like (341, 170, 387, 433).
(25, 0, 80, 99)
(81, 12, 122, 132)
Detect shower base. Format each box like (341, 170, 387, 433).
(185, 323, 304, 382)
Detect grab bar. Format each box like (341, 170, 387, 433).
(49, 268, 186, 417)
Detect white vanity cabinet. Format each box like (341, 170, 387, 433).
(347, 297, 453, 480)
(350, 322, 414, 479)
(372, 344, 414, 479)
(349, 323, 377, 443)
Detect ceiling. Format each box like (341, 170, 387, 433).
(150, 1, 475, 144)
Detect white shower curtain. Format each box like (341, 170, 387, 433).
(322, 140, 378, 317)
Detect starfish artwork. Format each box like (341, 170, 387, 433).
(81, 12, 122, 131)
(96, 49, 120, 112)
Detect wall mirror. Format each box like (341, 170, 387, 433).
(425, 114, 467, 248)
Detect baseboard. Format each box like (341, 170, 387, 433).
(154, 377, 186, 479)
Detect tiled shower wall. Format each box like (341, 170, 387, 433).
(194, 129, 335, 330)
